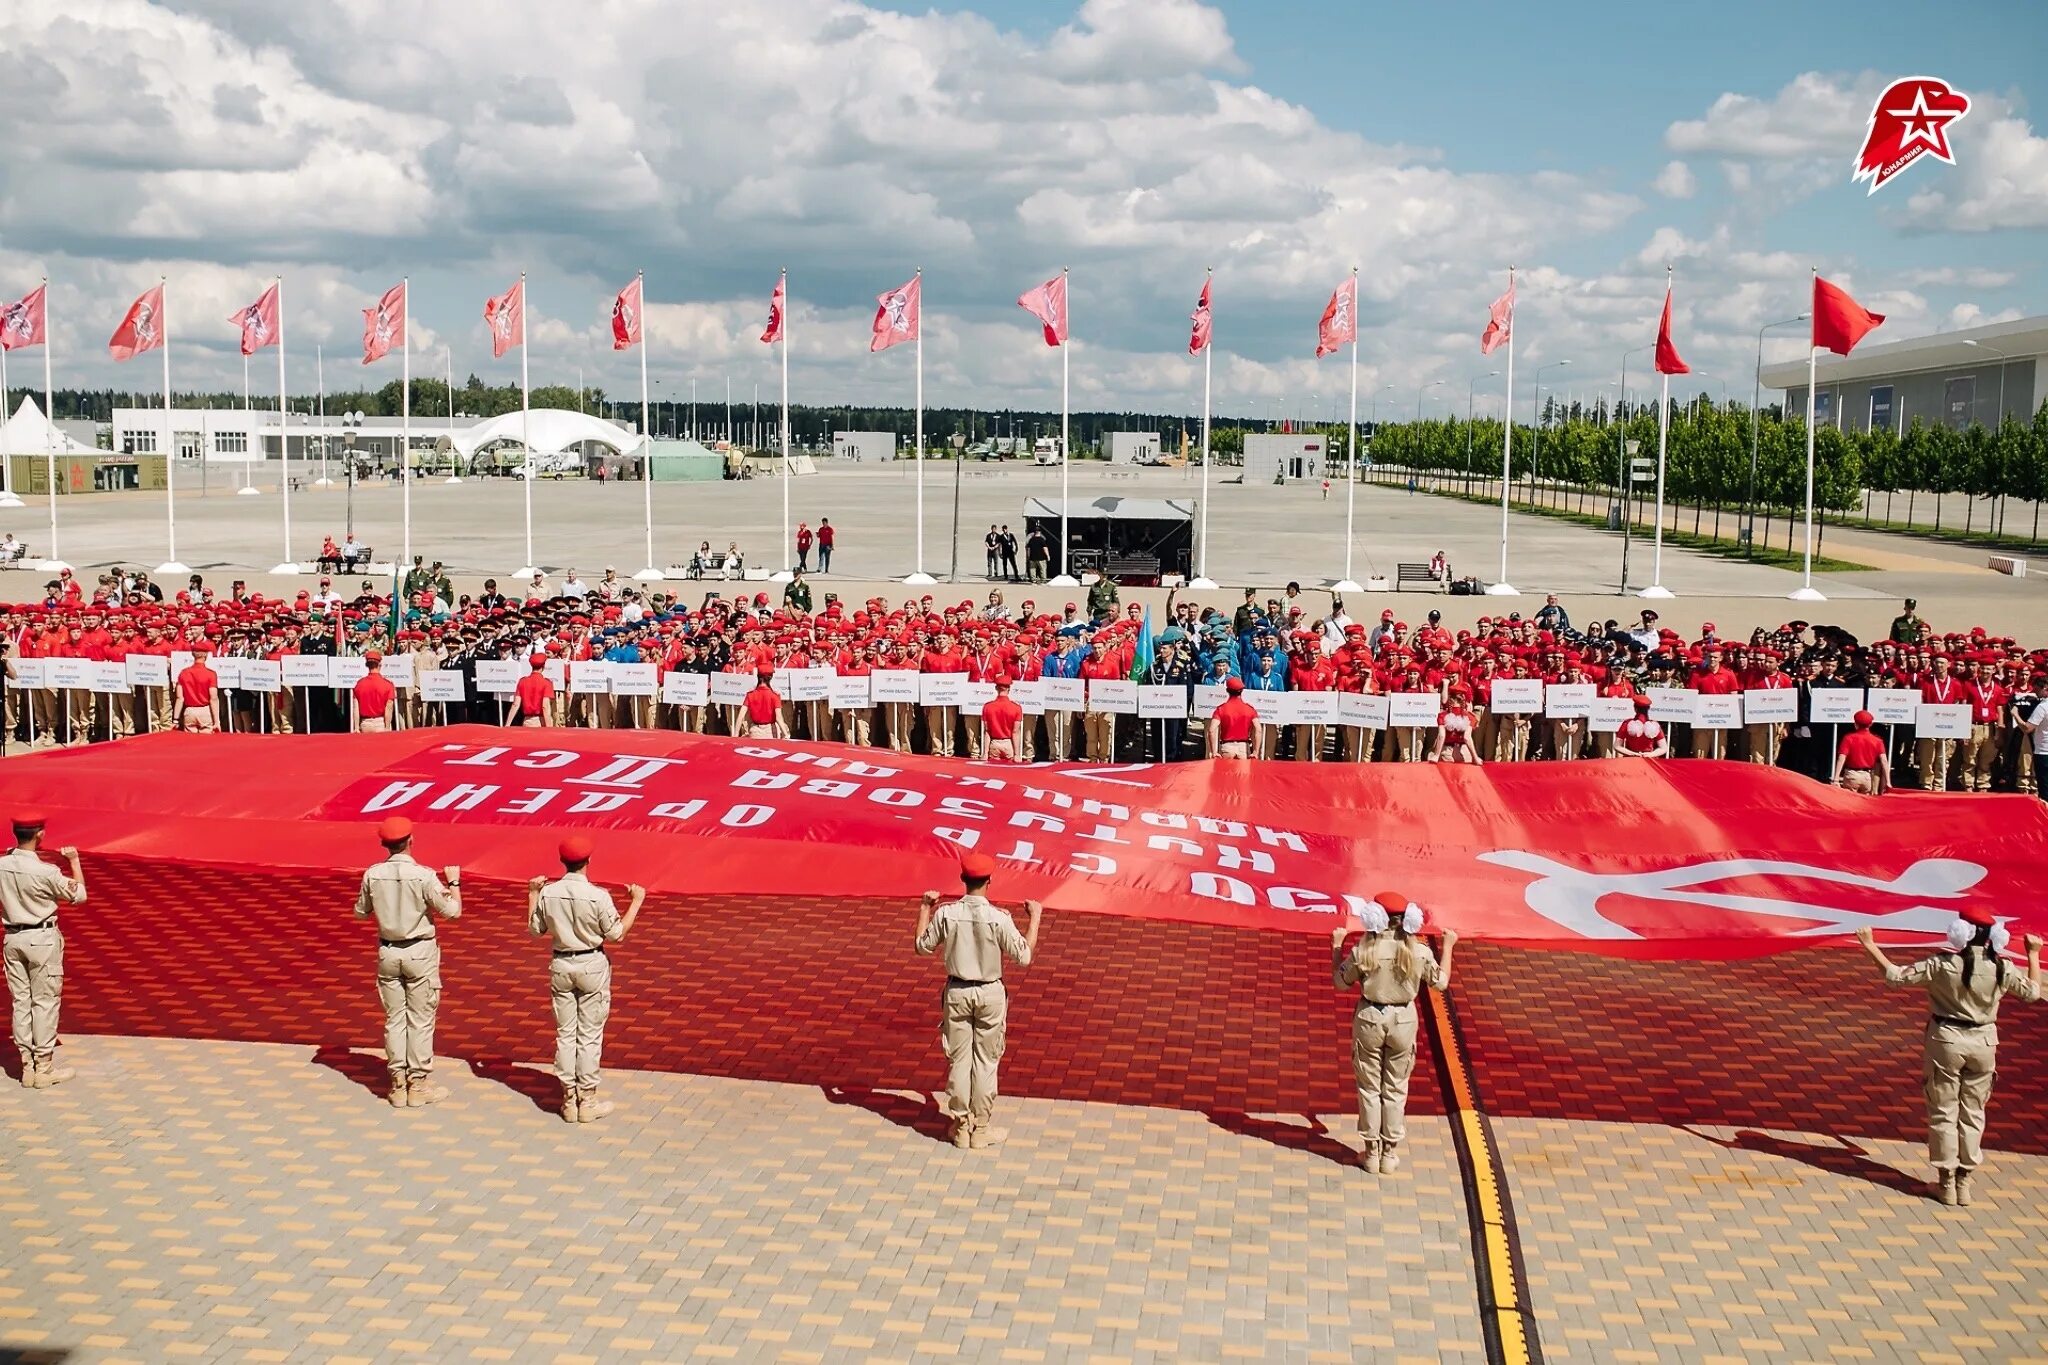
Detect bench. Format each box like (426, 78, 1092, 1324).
(1990, 554, 2028, 578)
(317, 548, 375, 574)
(1396, 562, 1444, 591)
(0, 543, 27, 566)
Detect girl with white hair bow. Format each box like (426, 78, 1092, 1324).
(1857, 913, 2043, 1208)
(1332, 891, 1457, 1174)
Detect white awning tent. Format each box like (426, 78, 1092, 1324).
(0, 395, 94, 455)
(446, 408, 647, 460)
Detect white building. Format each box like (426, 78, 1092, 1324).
(1105, 431, 1161, 465)
(832, 430, 896, 462)
(1243, 433, 1325, 484)
(110, 407, 637, 467)
(1760, 314, 2047, 433)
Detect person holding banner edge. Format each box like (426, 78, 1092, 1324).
(529, 836, 645, 1123)
(1333, 891, 1456, 1174)
(914, 853, 1041, 1150)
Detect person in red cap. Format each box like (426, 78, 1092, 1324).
(1833, 711, 1891, 795)
(353, 816, 463, 1109)
(2, 812, 88, 1088)
(1332, 891, 1457, 1173)
(1207, 676, 1258, 759)
(528, 836, 646, 1123)
(1615, 695, 1669, 758)
(175, 646, 221, 733)
(913, 851, 1042, 1149)
(513, 653, 556, 728)
(1857, 915, 2042, 1206)
(980, 680, 1023, 763)
(352, 651, 397, 733)
(742, 669, 786, 739)
(1430, 685, 1480, 765)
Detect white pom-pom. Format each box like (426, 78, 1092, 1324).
(1401, 902, 1424, 935)
(1360, 904, 1390, 934)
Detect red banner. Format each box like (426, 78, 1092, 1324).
(7, 728, 2040, 956)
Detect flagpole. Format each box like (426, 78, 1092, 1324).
(40, 278, 63, 568)
(1334, 265, 1363, 592)
(518, 272, 535, 577)
(401, 275, 412, 569)
(1485, 266, 1517, 595)
(443, 345, 459, 484)
(315, 345, 331, 487)
(1049, 267, 1078, 588)
(1790, 270, 1825, 603)
(1191, 267, 1215, 589)
(158, 275, 187, 575)
(635, 270, 659, 581)
(904, 268, 933, 585)
(273, 276, 300, 572)
(773, 268, 792, 583)
(1643, 367, 1673, 598)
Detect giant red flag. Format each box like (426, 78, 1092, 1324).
(1653, 284, 1689, 376)
(0, 285, 46, 352)
(484, 279, 525, 359)
(229, 282, 280, 357)
(108, 284, 165, 361)
(1315, 275, 1356, 357)
(1812, 275, 1885, 355)
(870, 274, 919, 353)
(1481, 277, 1514, 355)
(1187, 278, 1212, 355)
(759, 274, 785, 345)
(611, 276, 642, 351)
(362, 282, 405, 365)
(1017, 272, 1067, 347)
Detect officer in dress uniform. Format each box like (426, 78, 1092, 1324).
(1857, 916, 2042, 1207)
(353, 817, 462, 1109)
(528, 836, 645, 1123)
(1, 813, 88, 1088)
(913, 853, 1042, 1149)
(1331, 891, 1457, 1174)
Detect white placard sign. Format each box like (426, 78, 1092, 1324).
(1192, 683, 1229, 715)
(1742, 688, 1799, 724)
(1488, 678, 1545, 715)
(827, 674, 871, 710)
(380, 655, 415, 689)
(240, 659, 282, 695)
(1809, 687, 1865, 725)
(790, 667, 833, 703)
(1693, 695, 1743, 730)
(1388, 692, 1441, 729)
(10, 658, 47, 688)
(1545, 683, 1595, 719)
(1645, 687, 1697, 723)
(771, 667, 796, 697)
(419, 670, 466, 703)
(710, 671, 755, 706)
(1339, 692, 1391, 730)
(1138, 684, 1188, 719)
(543, 659, 568, 690)
(126, 654, 170, 687)
(282, 654, 331, 688)
(871, 669, 920, 704)
(1039, 676, 1086, 713)
(169, 651, 196, 682)
(474, 659, 521, 694)
(1587, 696, 1636, 733)
(1292, 691, 1339, 726)
(960, 681, 998, 716)
(610, 663, 658, 697)
(1866, 689, 1919, 727)
(209, 656, 244, 690)
(1010, 679, 1045, 716)
(1917, 702, 1971, 741)
(662, 671, 711, 707)
(330, 656, 368, 687)
(1245, 688, 1297, 726)
(90, 661, 130, 694)
(1088, 678, 1139, 715)
(570, 661, 612, 695)
(919, 674, 966, 708)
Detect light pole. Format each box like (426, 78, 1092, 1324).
(1745, 315, 1807, 558)
(340, 410, 365, 541)
(1415, 378, 1443, 422)
(1466, 370, 1498, 491)
(1532, 360, 1571, 505)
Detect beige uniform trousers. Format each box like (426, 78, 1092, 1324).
(376, 939, 442, 1080)
(1957, 724, 1997, 792)
(1916, 737, 1957, 790)
(939, 981, 1008, 1126)
(1744, 723, 1780, 764)
(1083, 710, 1114, 761)
(885, 703, 915, 753)
(1044, 711, 1072, 761)
(550, 952, 612, 1089)
(1491, 718, 1529, 763)
(962, 712, 985, 759)
(1923, 1019, 1998, 1170)
(1353, 1000, 1420, 1146)
(1292, 724, 1324, 761)
(840, 708, 874, 746)
(929, 705, 959, 757)
(4, 926, 63, 1063)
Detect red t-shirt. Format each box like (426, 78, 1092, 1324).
(1212, 697, 1259, 745)
(982, 696, 1023, 741)
(1837, 729, 1887, 770)
(176, 664, 217, 709)
(354, 673, 397, 721)
(1618, 717, 1663, 753)
(1691, 666, 1740, 696)
(743, 684, 782, 725)
(514, 672, 555, 719)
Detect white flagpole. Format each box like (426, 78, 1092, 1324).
(905, 268, 931, 585)
(1191, 267, 1215, 589)
(1486, 266, 1517, 595)
(158, 275, 187, 575)
(635, 271, 658, 580)
(41, 278, 63, 568)
(1049, 268, 1077, 588)
(273, 276, 299, 572)
(1334, 266, 1362, 592)
(775, 268, 792, 581)
(401, 276, 412, 569)
(1790, 278, 1825, 602)
(518, 272, 535, 576)
(1643, 367, 1672, 598)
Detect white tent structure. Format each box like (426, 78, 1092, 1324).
(446, 408, 646, 464)
(1, 395, 94, 513)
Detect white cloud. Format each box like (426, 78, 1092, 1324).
(1899, 111, 2048, 231)
(1666, 72, 1884, 160)
(1652, 160, 1696, 199)
(1946, 302, 2025, 330)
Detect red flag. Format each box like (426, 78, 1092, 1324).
(1812, 275, 1885, 355)
(1188, 277, 1211, 355)
(229, 282, 280, 357)
(1481, 277, 1514, 356)
(1653, 284, 1688, 376)
(1017, 272, 1067, 347)
(484, 279, 525, 358)
(870, 274, 919, 353)
(759, 274, 785, 345)
(0, 285, 47, 352)
(611, 276, 642, 351)
(1315, 275, 1355, 358)
(108, 284, 165, 362)
(362, 282, 405, 365)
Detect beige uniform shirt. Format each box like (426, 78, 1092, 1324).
(916, 894, 1029, 982)
(530, 872, 623, 952)
(1334, 934, 1446, 1005)
(0, 848, 86, 927)
(1886, 950, 2040, 1026)
(353, 853, 459, 941)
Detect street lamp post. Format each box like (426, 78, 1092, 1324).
(1745, 315, 1808, 559)
(1415, 378, 1443, 422)
(341, 410, 364, 542)
(1532, 360, 1571, 507)
(1466, 371, 1498, 492)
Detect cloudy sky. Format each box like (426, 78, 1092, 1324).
(2, 0, 2043, 421)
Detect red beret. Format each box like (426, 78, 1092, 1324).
(11, 811, 46, 831)
(529, 653, 547, 667)
(376, 817, 414, 845)
(1961, 904, 1997, 928)
(959, 852, 997, 881)
(559, 835, 593, 864)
